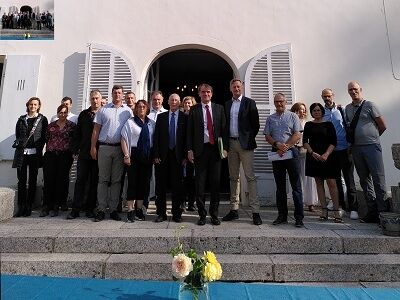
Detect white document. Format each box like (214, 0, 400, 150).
(267, 151, 293, 161)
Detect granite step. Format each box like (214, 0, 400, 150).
(1, 228, 399, 254)
(2, 253, 400, 282)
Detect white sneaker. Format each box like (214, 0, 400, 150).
(327, 200, 334, 210)
(350, 211, 359, 220)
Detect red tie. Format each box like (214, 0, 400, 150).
(205, 105, 215, 145)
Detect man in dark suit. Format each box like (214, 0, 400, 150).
(222, 79, 262, 225)
(187, 83, 227, 226)
(153, 93, 187, 222)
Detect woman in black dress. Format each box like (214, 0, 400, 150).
(302, 103, 342, 222)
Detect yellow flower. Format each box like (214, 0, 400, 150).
(203, 261, 222, 282)
(203, 251, 218, 264)
(172, 254, 193, 279)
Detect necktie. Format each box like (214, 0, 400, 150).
(169, 112, 176, 149)
(205, 105, 215, 145)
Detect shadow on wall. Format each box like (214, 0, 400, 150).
(0, 134, 16, 160)
(63, 52, 86, 115)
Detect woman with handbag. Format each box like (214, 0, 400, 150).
(12, 97, 48, 217)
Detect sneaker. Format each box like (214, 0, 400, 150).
(350, 211, 359, 220)
(135, 208, 145, 221)
(327, 200, 334, 210)
(127, 210, 135, 222)
(222, 210, 239, 221)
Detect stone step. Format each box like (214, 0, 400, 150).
(1, 227, 399, 254)
(2, 253, 400, 282)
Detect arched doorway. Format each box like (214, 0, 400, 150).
(147, 48, 236, 195)
(20, 5, 33, 15)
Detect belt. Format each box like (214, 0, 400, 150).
(230, 137, 239, 140)
(99, 142, 121, 146)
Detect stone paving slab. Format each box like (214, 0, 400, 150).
(335, 229, 400, 254)
(1, 253, 109, 278)
(271, 254, 400, 282)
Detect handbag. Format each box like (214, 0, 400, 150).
(338, 102, 365, 144)
(12, 116, 42, 149)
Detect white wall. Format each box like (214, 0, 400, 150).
(0, 0, 399, 188)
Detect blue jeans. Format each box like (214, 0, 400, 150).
(352, 144, 387, 215)
(272, 156, 304, 220)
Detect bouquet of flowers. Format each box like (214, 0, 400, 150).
(171, 227, 222, 299)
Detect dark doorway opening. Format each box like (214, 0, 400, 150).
(20, 6, 33, 15)
(147, 49, 235, 195)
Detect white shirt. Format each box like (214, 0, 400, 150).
(230, 95, 242, 137)
(201, 102, 213, 144)
(148, 107, 167, 122)
(121, 117, 156, 155)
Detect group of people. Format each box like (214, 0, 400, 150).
(267, 81, 387, 226)
(12, 79, 388, 227)
(1, 11, 53, 30)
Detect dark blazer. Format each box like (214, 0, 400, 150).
(72, 108, 96, 160)
(225, 96, 260, 150)
(187, 102, 226, 157)
(153, 110, 187, 162)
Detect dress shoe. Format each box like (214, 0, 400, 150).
(67, 210, 79, 220)
(110, 211, 121, 221)
(295, 219, 304, 227)
(154, 215, 167, 223)
(135, 208, 145, 221)
(85, 211, 95, 218)
(23, 209, 32, 217)
(252, 213, 262, 225)
(60, 204, 69, 211)
(94, 211, 105, 222)
(210, 217, 221, 225)
(172, 216, 182, 223)
(360, 214, 380, 224)
(187, 204, 196, 212)
(50, 210, 59, 217)
(222, 210, 239, 221)
(15, 207, 26, 217)
(272, 216, 288, 225)
(197, 217, 206, 226)
(39, 210, 49, 217)
(127, 210, 135, 223)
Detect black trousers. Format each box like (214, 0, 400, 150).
(155, 149, 184, 218)
(71, 158, 98, 213)
(183, 162, 195, 206)
(43, 151, 73, 211)
(272, 157, 304, 221)
(17, 154, 40, 210)
(194, 143, 221, 219)
(335, 149, 358, 211)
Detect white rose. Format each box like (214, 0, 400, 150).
(172, 254, 193, 279)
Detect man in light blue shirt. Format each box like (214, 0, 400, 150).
(264, 93, 304, 227)
(90, 85, 132, 222)
(322, 88, 358, 220)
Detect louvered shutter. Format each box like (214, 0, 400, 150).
(83, 43, 136, 110)
(245, 44, 294, 174)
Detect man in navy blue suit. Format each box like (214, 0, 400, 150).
(222, 79, 262, 225)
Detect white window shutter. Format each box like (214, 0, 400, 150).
(245, 44, 294, 174)
(83, 43, 135, 109)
